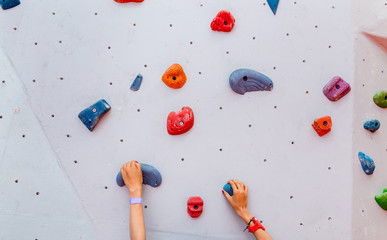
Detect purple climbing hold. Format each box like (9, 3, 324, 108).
(116, 163, 162, 188)
(323, 76, 351, 101)
(229, 69, 273, 95)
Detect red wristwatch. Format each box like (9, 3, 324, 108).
(245, 217, 265, 233)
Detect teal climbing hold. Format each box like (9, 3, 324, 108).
(375, 189, 387, 211)
(78, 99, 111, 131)
(130, 74, 143, 91)
(223, 183, 233, 196)
(267, 0, 279, 15)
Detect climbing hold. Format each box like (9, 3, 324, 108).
(130, 74, 143, 91)
(375, 189, 387, 211)
(364, 120, 380, 133)
(116, 163, 162, 187)
(358, 152, 375, 175)
(187, 196, 204, 218)
(78, 99, 111, 131)
(267, 0, 279, 15)
(363, 32, 387, 54)
(223, 183, 233, 196)
(229, 69, 273, 95)
(373, 91, 387, 108)
(0, 0, 20, 10)
(167, 107, 194, 135)
(162, 64, 187, 89)
(323, 76, 351, 101)
(312, 116, 332, 137)
(210, 10, 235, 32)
(114, 0, 144, 3)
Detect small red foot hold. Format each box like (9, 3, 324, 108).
(312, 116, 332, 137)
(114, 0, 144, 3)
(167, 107, 194, 135)
(211, 10, 235, 32)
(187, 196, 203, 218)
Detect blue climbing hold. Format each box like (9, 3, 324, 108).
(116, 163, 162, 188)
(229, 69, 273, 95)
(223, 183, 233, 196)
(364, 120, 380, 133)
(358, 152, 375, 175)
(130, 74, 143, 91)
(0, 0, 20, 10)
(267, 0, 279, 15)
(78, 99, 111, 131)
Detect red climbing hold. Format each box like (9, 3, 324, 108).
(114, 0, 144, 3)
(187, 196, 203, 218)
(312, 116, 332, 137)
(167, 107, 194, 135)
(211, 10, 235, 32)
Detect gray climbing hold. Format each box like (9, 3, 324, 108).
(116, 163, 162, 188)
(358, 152, 375, 175)
(78, 99, 111, 131)
(229, 69, 273, 95)
(1, 0, 20, 10)
(130, 74, 143, 91)
(364, 119, 380, 133)
(223, 183, 233, 196)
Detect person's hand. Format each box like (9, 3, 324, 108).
(120, 161, 143, 197)
(222, 179, 252, 223)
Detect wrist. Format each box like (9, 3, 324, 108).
(129, 189, 142, 198)
(237, 209, 252, 224)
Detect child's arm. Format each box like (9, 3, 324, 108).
(121, 161, 146, 240)
(222, 180, 273, 240)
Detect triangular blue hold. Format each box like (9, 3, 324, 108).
(1, 0, 20, 10)
(267, 0, 279, 15)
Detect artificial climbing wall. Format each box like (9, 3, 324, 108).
(0, 0, 385, 240)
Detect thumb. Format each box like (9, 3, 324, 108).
(222, 190, 232, 202)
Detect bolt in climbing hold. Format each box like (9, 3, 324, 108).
(229, 69, 273, 95)
(375, 189, 387, 211)
(78, 99, 111, 131)
(223, 183, 233, 196)
(167, 107, 194, 135)
(114, 0, 144, 3)
(162, 64, 187, 89)
(266, 0, 279, 15)
(0, 0, 20, 10)
(323, 76, 351, 101)
(312, 116, 332, 137)
(116, 163, 162, 188)
(364, 119, 380, 133)
(187, 196, 204, 218)
(210, 10, 235, 32)
(130, 74, 143, 91)
(358, 152, 375, 175)
(373, 91, 387, 108)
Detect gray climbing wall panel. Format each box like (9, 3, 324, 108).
(0, 0, 386, 239)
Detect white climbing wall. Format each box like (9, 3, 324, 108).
(0, 0, 385, 240)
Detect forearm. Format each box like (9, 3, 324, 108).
(237, 209, 273, 240)
(129, 191, 146, 240)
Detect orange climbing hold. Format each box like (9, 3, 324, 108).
(114, 0, 144, 3)
(312, 116, 332, 137)
(162, 64, 187, 89)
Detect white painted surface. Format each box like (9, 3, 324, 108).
(0, 0, 384, 239)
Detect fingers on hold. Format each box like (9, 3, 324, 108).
(229, 180, 238, 191)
